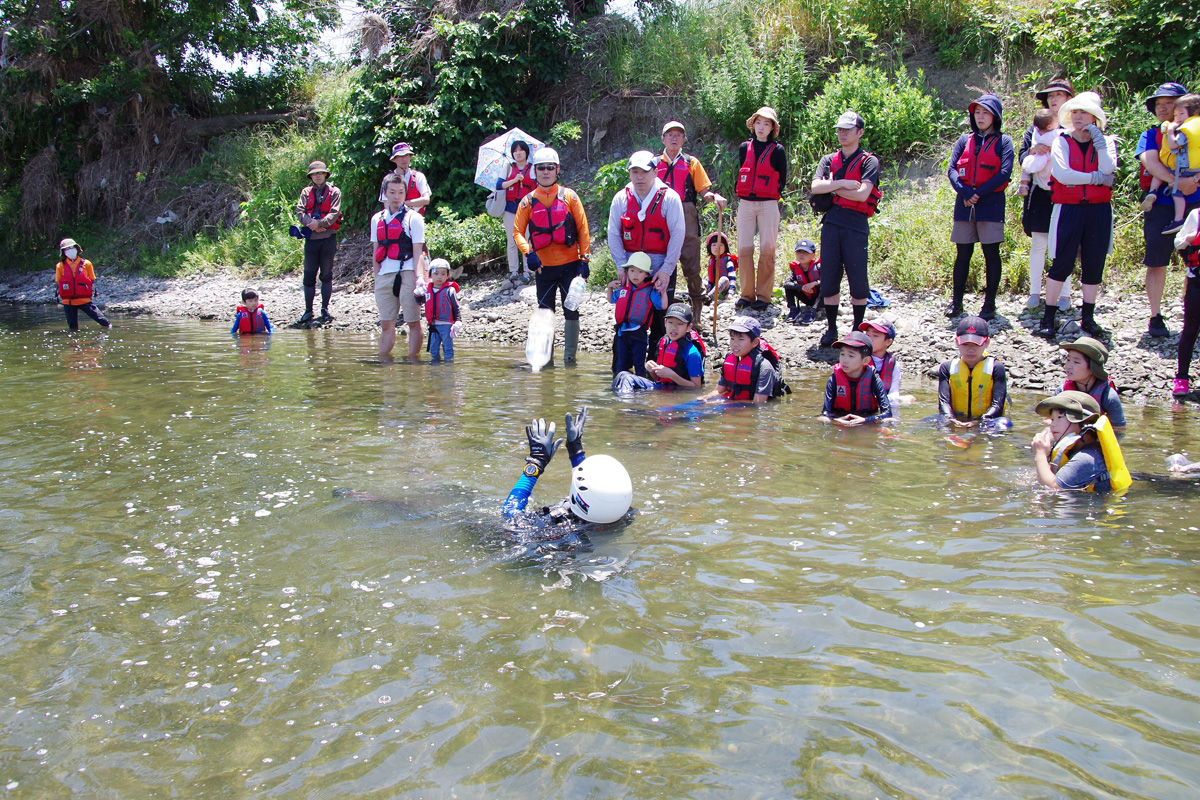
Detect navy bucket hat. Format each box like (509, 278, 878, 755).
(1144, 82, 1187, 114)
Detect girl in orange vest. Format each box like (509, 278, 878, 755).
(54, 237, 111, 331)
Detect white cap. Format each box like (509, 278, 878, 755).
(661, 120, 685, 135)
(627, 150, 658, 172)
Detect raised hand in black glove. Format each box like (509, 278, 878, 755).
(565, 406, 588, 461)
(525, 418, 562, 474)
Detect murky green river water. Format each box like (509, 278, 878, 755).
(3, 304, 1200, 799)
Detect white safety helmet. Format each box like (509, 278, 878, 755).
(568, 454, 632, 524)
(530, 147, 559, 168)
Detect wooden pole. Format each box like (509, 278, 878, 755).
(713, 207, 723, 338)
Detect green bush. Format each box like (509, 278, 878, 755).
(424, 206, 507, 272)
(791, 64, 947, 168)
(586, 247, 617, 289)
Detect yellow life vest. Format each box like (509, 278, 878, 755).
(1159, 116, 1200, 170)
(1048, 418, 1131, 492)
(948, 356, 997, 420)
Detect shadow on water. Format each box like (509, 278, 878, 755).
(2, 306, 1200, 799)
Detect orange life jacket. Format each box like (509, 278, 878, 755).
(1051, 136, 1113, 205)
(620, 187, 670, 255)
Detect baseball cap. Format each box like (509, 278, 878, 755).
(794, 239, 816, 253)
(390, 142, 414, 158)
(429, 257, 451, 273)
(835, 111, 865, 130)
(727, 316, 761, 338)
(623, 251, 653, 273)
(956, 315, 990, 344)
(661, 120, 686, 135)
(628, 150, 658, 172)
(664, 303, 693, 323)
(832, 331, 873, 352)
(859, 319, 896, 339)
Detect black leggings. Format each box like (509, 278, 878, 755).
(1178, 275, 1200, 380)
(952, 242, 1002, 302)
(63, 302, 109, 330)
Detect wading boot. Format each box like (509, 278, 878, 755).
(563, 318, 580, 366)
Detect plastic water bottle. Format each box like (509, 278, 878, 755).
(563, 276, 586, 312)
(525, 309, 555, 372)
(1167, 453, 1192, 470)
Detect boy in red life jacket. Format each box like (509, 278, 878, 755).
(54, 237, 111, 331)
(714, 316, 785, 403)
(230, 288, 272, 335)
(783, 239, 821, 324)
(424, 258, 461, 362)
(819, 331, 893, 426)
(701, 231, 738, 304)
(612, 303, 706, 393)
(607, 252, 667, 377)
(858, 319, 913, 410)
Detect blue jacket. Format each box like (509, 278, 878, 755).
(947, 94, 1014, 224)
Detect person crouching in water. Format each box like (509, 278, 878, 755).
(55, 237, 111, 331)
(1060, 336, 1125, 429)
(1030, 390, 1131, 492)
(502, 408, 634, 540)
(231, 288, 272, 335)
(612, 303, 706, 392)
(936, 315, 1010, 430)
(819, 331, 894, 426)
(715, 316, 787, 403)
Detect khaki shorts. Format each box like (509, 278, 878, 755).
(374, 270, 421, 324)
(951, 219, 1005, 245)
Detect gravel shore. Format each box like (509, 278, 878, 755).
(1, 266, 1186, 406)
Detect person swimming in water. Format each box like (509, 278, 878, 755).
(501, 407, 635, 547)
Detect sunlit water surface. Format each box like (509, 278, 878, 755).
(2, 305, 1200, 799)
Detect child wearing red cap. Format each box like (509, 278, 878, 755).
(936, 315, 1010, 428)
(858, 318, 914, 410)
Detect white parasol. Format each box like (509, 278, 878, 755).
(475, 128, 545, 190)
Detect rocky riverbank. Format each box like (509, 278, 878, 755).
(0, 267, 1186, 405)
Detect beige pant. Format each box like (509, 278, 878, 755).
(503, 210, 529, 275)
(736, 199, 780, 302)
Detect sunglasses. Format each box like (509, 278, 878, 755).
(535, 165, 557, 171)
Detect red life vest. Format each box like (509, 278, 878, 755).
(721, 340, 784, 400)
(956, 133, 1010, 192)
(527, 188, 578, 251)
(614, 281, 656, 328)
(1062, 377, 1117, 409)
(737, 141, 783, 199)
(1051, 136, 1113, 205)
(303, 185, 341, 231)
(404, 172, 426, 216)
(424, 281, 460, 324)
(655, 332, 706, 386)
(236, 305, 269, 334)
(707, 254, 738, 285)
(57, 259, 93, 301)
(374, 210, 415, 263)
(876, 352, 896, 392)
(788, 258, 821, 296)
(620, 187, 670, 255)
(829, 150, 882, 216)
(505, 163, 535, 203)
(1185, 229, 1200, 277)
(657, 154, 697, 203)
(1139, 126, 1164, 190)
(832, 364, 880, 414)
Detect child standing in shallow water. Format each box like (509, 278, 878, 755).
(425, 258, 461, 362)
(231, 288, 272, 335)
(54, 237, 111, 331)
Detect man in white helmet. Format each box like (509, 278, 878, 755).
(502, 407, 634, 536)
(512, 148, 592, 366)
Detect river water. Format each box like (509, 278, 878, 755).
(2, 305, 1200, 799)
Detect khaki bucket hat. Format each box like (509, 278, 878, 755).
(746, 106, 780, 137)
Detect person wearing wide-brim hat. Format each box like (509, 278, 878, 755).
(1138, 81, 1199, 338)
(294, 160, 343, 325)
(1030, 389, 1118, 491)
(378, 142, 431, 215)
(1060, 335, 1125, 428)
(1020, 77, 1076, 316)
(1035, 91, 1118, 340)
(54, 236, 111, 331)
(733, 106, 787, 313)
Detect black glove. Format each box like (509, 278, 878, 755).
(578, 255, 590, 280)
(525, 418, 562, 473)
(565, 407, 588, 461)
(526, 252, 542, 271)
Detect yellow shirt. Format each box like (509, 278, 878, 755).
(1159, 116, 1200, 170)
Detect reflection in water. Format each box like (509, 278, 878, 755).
(1, 306, 1200, 799)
